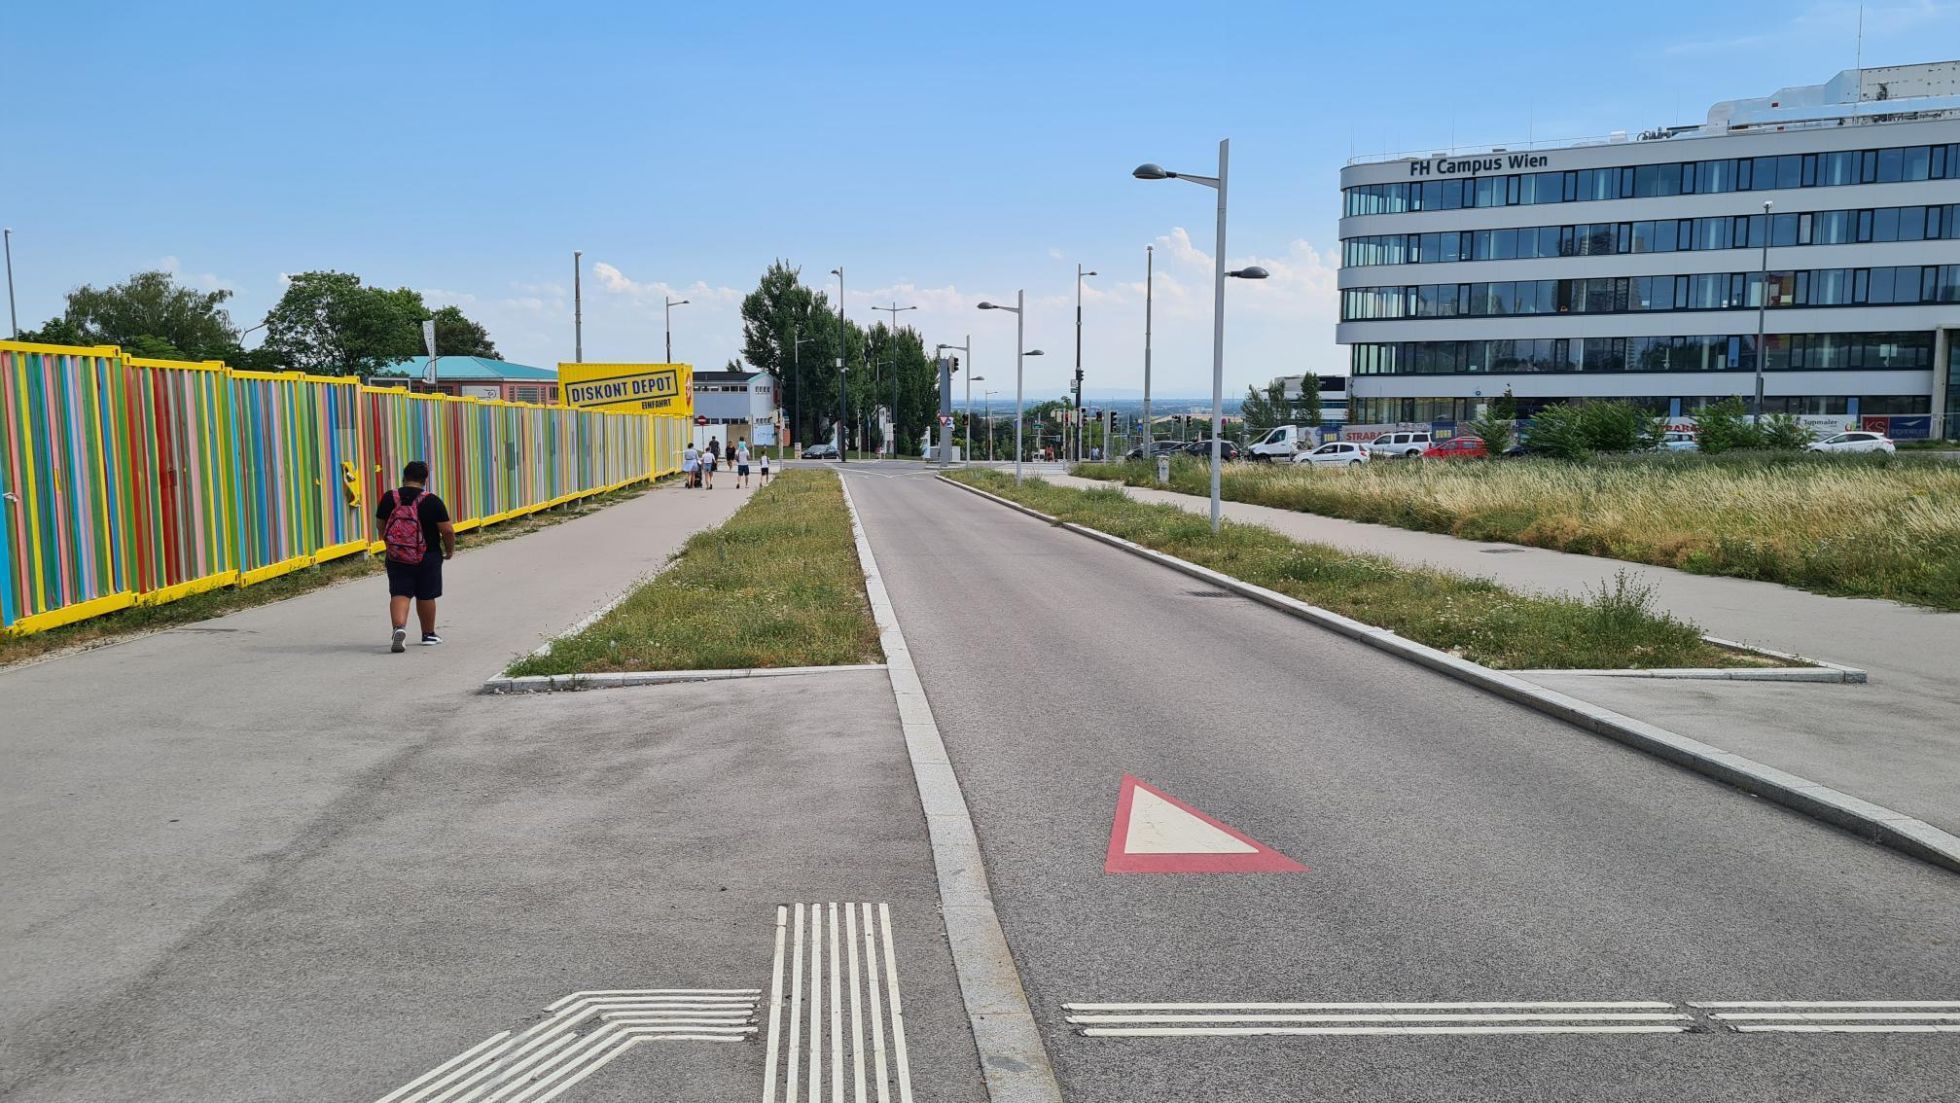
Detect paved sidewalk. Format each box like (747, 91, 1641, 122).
(1, 479, 981, 1102)
(1052, 473, 1960, 837)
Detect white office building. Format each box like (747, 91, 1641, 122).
(1338, 61, 1960, 439)
(1268, 373, 1351, 428)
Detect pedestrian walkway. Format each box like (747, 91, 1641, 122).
(1051, 473, 1960, 837)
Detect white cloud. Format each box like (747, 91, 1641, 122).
(154, 255, 234, 293)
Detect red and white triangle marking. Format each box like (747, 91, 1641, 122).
(1104, 775, 1307, 874)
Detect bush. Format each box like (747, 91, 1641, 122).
(1518, 400, 1658, 458)
(1760, 413, 1814, 451)
(1463, 412, 1514, 456)
(1521, 404, 1590, 459)
(1694, 397, 1763, 454)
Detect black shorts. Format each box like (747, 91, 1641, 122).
(738, 463, 750, 476)
(385, 557, 444, 600)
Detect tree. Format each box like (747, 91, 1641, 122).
(1490, 386, 1519, 420)
(261, 272, 496, 376)
(1693, 397, 1762, 454)
(1292, 374, 1322, 426)
(1239, 382, 1288, 432)
(13, 316, 90, 346)
(52, 270, 239, 359)
(430, 305, 497, 358)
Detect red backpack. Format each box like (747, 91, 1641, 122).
(383, 489, 429, 565)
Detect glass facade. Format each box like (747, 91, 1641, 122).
(1350, 331, 1938, 375)
(1343, 143, 1959, 216)
(1342, 265, 1960, 320)
(1342, 204, 1960, 267)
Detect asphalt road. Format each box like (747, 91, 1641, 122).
(846, 467, 1960, 1103)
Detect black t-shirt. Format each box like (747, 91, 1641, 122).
(377, 486, 451, 559)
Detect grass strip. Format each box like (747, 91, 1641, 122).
(0, 480, 660, 669)
(506, 469, 881, 676)
(948, 468, 1755, 671)
(1077, 452, 1960, 611)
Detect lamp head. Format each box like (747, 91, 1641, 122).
(1228, 266, 1270, 280)
(977, 302, 999, 310)
(1132, 163, 1171, 180)
(1027, 349, 1046, 357)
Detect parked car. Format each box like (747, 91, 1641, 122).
(1181, 439, 1241, 462)
(801, 443, 839, 459)
(1124, 441, 1185, 461)
(1657, 430, 1699, 452)
(1248, 424, 1314, 462)
(1365, 430, 1433, 459)
(1808, 431, 1895, 455)
(1291, 441, 1370, 468)
(1421, 436, 1487, 460)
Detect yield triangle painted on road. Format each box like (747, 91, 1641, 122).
(1104, 775, 1307, 874)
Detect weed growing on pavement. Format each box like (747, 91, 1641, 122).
(0, 481, 661, 669)
(950, 469, 1741, 670)
(1075, 451, 1960, 611)
(506, 469, 882, 676)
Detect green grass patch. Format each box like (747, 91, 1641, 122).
(507, 469, 882, 676)
(1076, 450, 1960, 612)
(948, 468, 1755, 671)
(0, 480, 661, 669)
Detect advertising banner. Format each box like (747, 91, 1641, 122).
(558, 362, 694, 415)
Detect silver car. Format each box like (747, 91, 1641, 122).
(1292, 441, 1371, 468)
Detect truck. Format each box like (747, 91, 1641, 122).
(1247, 424, 1317, 462)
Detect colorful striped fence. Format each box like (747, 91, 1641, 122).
(0, 341, 683, 635)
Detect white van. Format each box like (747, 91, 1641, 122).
(1365, 430, 1432, 459)
(1248, 424, 1313, 462)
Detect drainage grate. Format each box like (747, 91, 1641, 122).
(1480, 548, 1529, 554)
(1184, 589, 1234, 598)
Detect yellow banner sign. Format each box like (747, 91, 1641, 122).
(557, 362, 694, 414)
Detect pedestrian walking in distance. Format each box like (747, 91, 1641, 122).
(683, 441, 700, 488)
(703, 441, 717, 489)
(735, 439, 751, 488)
(378, 460, 455, 652)
(758, 448, 771, 484)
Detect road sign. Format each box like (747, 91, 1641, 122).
(696, 415, 710, 426)
(1104, 775, 1306, 874)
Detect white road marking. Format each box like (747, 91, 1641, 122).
(879, 903, 916, 1103)
(846, 902, 867, 1103)
(861, 904, 892, 1103)
(374, 990, 759, 1103)
(763, 907, 788, 1103)
(788, 904, 805, 1103)
(1123, 786, 1257, 855)
(1064, 1001, 1678, 1012)
(829, 902, 844, 1103)
(1080, 1025, 1689, 1037)
(1731, 1024, 1960, 1033)
(809, 903, 824, 1103)
(1069, 1013, 1691, 1024)
(1693, 1001, 1960, 1009)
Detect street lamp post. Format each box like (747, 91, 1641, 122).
(873, 302, 917, 454)
(977, 294, 1044, 482)
(664, 295, 689, 364)
(3, 228, 17, 339)
(1143, 243, 1154, 462)
(790, 324, 814, 456)
(1134, 140, 1268, 533)
(831, 267, 847, 462)
(572, 250, 583, 363)
(1753, 199, 1773, 425)
(1074, 264, 1097, 463)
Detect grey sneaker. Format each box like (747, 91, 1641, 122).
(420, 633, 444, 646)
(391, 627, 407, 653)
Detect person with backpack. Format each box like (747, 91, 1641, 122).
(702, 438, 717, 489)
(734, 439, 751, 488)
(377, 460, 455, 652)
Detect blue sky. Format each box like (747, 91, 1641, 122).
(8, 1, 1956, 398)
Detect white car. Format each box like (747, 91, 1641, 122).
(1658, 431, 1699, 452)
(1808, 431, 1895, 454)
(1292, 441, 1370, 468)
(1366, 431, 1432, 459)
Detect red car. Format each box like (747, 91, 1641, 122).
(1421, 436, 1487, 459)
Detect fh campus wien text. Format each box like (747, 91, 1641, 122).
(1410, 153, 1551, 177)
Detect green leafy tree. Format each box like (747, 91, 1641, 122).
(1239, 382, 1288, 432)
(1522, 403, 1590, 459)
(1292, 374, 1322, 426)
(1464, 410, 1513, 455)
(55, 270, 239, 359)
(261, 272, 495, 376)
(1693, 397, 1763, 454)
(1759, 413, 1813, 451)
(1490, 386, 1519, 420)
(13, 316, 90, 346)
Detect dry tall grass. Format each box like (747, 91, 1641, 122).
(1096, 454, 1960, 610)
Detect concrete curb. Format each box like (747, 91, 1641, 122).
(840, 475, 1065, 1103)
(938, 473, 1960, 877)
(1515, 665, 1864, 683)
(481, 664, 888, 694)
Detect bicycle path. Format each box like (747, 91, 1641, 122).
(1051, 472, 1960, 838)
